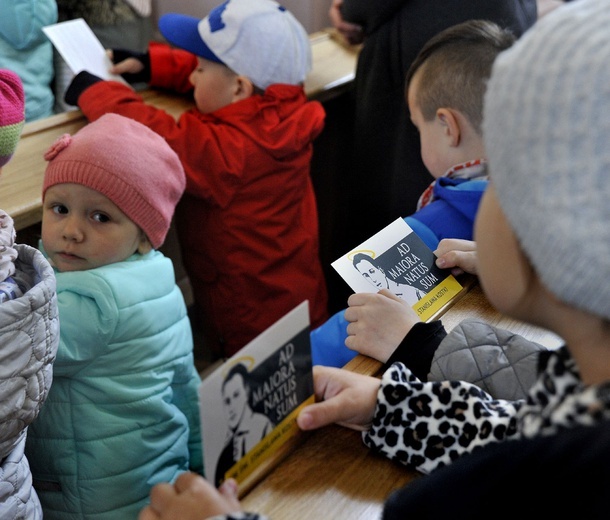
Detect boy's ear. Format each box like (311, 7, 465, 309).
(436, 108, 461, 147)
(233, 75, 255, 102)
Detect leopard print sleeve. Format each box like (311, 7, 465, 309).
(362, 362, 522, 474)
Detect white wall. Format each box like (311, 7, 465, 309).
(152, 0, 333, 35)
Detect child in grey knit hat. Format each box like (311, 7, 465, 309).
(139, 0, 610, 518)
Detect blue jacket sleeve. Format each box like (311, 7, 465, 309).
(404, 216, 440, 251)
(310, 309, 358, 368)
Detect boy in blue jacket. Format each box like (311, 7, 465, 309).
(312, 19, 516, 367)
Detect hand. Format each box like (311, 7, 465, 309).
(328, 0, 364, 45)
(434, 239, 478, 276)
(344, 289, 420, 363)
(139, 473, 242, 520)
(107, 48, 151, 84)
(297, 365, 380, 432)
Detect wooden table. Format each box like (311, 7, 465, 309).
(1, 29, 358, 231)
(239, 280, 563, 518)
(242, 425, 418, 519)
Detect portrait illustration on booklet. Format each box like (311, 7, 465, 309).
(199, 301, 314, 489)
(332, 218, 463, 321)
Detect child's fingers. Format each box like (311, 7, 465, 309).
(110, 58, 145, 75)
(218, 478, 241, 508)
(147, 482, 176, 515)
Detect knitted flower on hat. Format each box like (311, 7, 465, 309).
(0, 70, 25, 168)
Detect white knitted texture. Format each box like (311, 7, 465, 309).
(482, 0, 610, 320)
(125, 0, 151, 17)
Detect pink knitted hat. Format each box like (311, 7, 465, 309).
(42, 114, 186, 249)
(0, 70, 25, 168)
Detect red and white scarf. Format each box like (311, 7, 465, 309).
(416, 159, 488, 211)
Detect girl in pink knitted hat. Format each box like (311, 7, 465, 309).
(25, 113, 204, 520)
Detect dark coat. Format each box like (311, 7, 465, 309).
(339, 0, 537, 245)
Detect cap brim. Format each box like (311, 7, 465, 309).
(158, 13, 222, 64)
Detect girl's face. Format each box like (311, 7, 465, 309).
(42, 183, 149, 272)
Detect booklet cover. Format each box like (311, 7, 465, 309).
(199, 300, 314, 491)
(332, 218, 463, 321)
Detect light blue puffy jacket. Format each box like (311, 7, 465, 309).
(26, 251, 203, 519)
(0, 0, 57, 121)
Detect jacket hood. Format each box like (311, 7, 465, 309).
(212, 84, 325, 160)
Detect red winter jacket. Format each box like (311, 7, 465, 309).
(77, 42, 328, 356)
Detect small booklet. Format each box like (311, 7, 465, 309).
(43, 18, 128, 85)
(332, 218, 463, 321)
(199, 300, 314, 493)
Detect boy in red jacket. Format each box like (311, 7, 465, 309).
(64, 0, 329, 358)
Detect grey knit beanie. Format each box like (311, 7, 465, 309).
(482, 0, 610, 320)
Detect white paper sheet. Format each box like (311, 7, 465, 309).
(43, 18, 128, 85)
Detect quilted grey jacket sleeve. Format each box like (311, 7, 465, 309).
(0, 244, 59, 519)
(428, 319, 549, 401)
